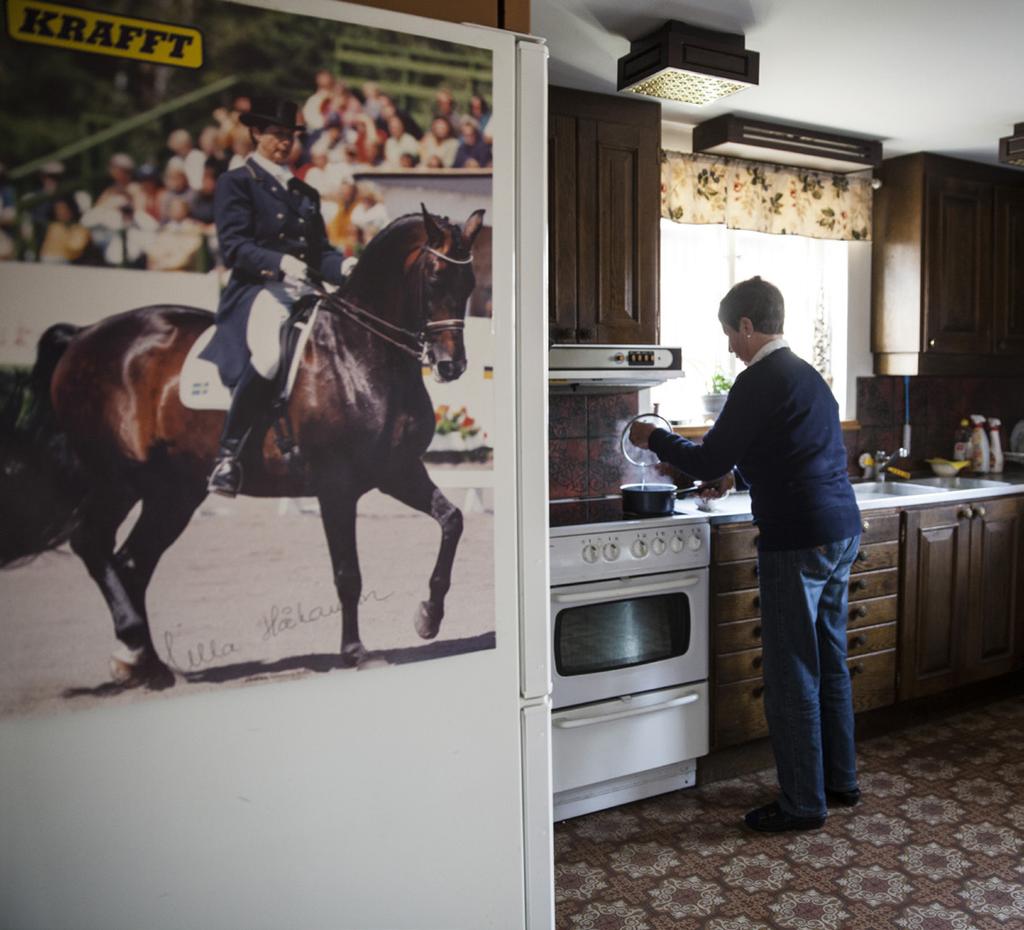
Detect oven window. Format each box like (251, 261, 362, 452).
(554, 592, 692, 676)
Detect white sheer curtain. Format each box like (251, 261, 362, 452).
(653, 220, 849, 424)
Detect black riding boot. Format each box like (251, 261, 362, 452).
(207, 364, 275, 497)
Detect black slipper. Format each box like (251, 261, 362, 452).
(826, 787, 861, 807)
(744, 801, 825, 833)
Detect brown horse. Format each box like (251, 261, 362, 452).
(11, 206, 485, 687)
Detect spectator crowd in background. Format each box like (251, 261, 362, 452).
(0, 72, 493, 273)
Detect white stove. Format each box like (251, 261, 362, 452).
(549, 511, 711, 820)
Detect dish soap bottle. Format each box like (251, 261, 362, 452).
(970, 414, 990, 473)
(953, 418, 971, 461)
(988, 418, 1004, 473)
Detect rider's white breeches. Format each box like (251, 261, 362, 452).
(246, 279, 317, 380)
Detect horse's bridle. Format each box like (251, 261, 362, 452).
(320, 243, 473, 363)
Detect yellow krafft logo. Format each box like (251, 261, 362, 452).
(6, 0, 203, 69)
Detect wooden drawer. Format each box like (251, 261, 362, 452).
(715, 541, 899, 595)
(715, 589, 762, 623)
(849, 649, 897, 713)
(715, 558, 759, 593)
(851, 540, 898, 574)
(714, 523, 760, 563)
(715, 617, 764, 653)
(849, 567, 898, 600)
(715, 622, 896, 686)
(848, 594, 898, 629)
(859, 511, 899, 544)
(713, 648, 897, 747)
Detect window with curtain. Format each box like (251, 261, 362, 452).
(652, 219, 849, 424)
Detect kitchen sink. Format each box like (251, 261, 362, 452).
(902, 476, 1012, 490)
(851, 481, 943, 497)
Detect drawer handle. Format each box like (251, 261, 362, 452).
(553, 692, 700, 728)
(752, 625, 762, 640)
(752, 655, 763, 670)
(862, 520, 870, 532)
(752, 685, 764, 699)
(752, 595, 760, 608)
(850, 664, 864, 677)
(850, 635, 867, 648)
(958, 506, 973, 520)
(856, 550, 867, 562)
(852, 605, 869, 619)
(850, 579, 866, 593)
(973, 505, 986, 518)
(753, 564, 759, 577)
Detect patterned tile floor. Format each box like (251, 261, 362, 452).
(554, 694, 1024, 930)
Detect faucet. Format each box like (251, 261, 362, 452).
(875, 448, 908, 482)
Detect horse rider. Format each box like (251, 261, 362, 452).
(200, 95, 348, 496)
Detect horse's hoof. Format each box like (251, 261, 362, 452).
(415, 601, 442, 640)
(340, 643, 368, 668)
(109, 650, 175, 690)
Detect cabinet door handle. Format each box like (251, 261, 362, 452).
(850, 635, 867, 648)
(972, 505, 986, 518)
(752, 625, 762, 640)
(958, 506, 973, 520)
(852, 605, 869, 619)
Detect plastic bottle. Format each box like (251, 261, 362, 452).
(970, 414, 990, 473)
(953, 418, 971, 461)
(988, 418, 1004, 473)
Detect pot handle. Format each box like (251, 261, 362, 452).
(621, 413, 675, 467)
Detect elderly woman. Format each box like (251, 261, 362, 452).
(199, 95, 346, 496)
(630, 276, 862, 834)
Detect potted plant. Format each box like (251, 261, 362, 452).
(701, 371, 733, 420)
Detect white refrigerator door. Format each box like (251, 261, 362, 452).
(0, 4, 550, 930)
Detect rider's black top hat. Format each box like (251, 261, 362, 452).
(240, 97, 302, 132)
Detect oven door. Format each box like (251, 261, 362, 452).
(550, 568, 708, 709)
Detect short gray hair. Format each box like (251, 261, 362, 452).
(717, 276, 785, 334)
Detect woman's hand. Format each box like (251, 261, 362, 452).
(629, 421, 657, 448)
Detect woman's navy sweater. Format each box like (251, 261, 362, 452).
(649, 347, 861, 551)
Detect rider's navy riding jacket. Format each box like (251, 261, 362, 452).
(200, 158, 345, 386)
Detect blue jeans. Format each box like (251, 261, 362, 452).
(757, 535, 860, 818)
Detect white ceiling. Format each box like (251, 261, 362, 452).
(531, 0, 1024, 168)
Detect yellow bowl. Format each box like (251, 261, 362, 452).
(925, 458, 970, 477)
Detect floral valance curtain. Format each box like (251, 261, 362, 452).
(661, 150, 872, 241)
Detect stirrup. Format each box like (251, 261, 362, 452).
(207, 453, 243, 497)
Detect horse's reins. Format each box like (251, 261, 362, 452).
(315, 244, 472, 362)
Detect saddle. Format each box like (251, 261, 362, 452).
(178, 298, 320, 469)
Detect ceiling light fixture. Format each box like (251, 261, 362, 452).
(617, 21, 759, 106)
(998, 123, 1024, 168)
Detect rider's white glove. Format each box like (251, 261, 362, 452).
(279, 254, 309, 283)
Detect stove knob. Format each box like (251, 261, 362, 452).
(670, 535, 684, 553)
(630, 539, 648, 559)
(651, 538, 666, 556)
(581, 544, 599, 563)
(687, 531, 703, 551)
(603, 542, 620, 561)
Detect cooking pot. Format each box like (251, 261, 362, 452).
(619, 413, 699, 517)
(620, 481, 699, 517)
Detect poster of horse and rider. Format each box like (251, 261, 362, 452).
(0, 0, 502, 717)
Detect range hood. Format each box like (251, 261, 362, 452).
(549, 344, 683, 392)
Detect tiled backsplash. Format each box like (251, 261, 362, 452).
(856, 376, 1024, 469)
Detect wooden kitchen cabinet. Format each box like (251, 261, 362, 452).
(548, 87, 661, 345)
(871, 153, 1024, 375)
(710, 511, 899, 749)
(900, 494, 1023, 699)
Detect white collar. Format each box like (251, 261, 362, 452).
(748, 336, 789, 367)
(250, 153, 293, 186)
